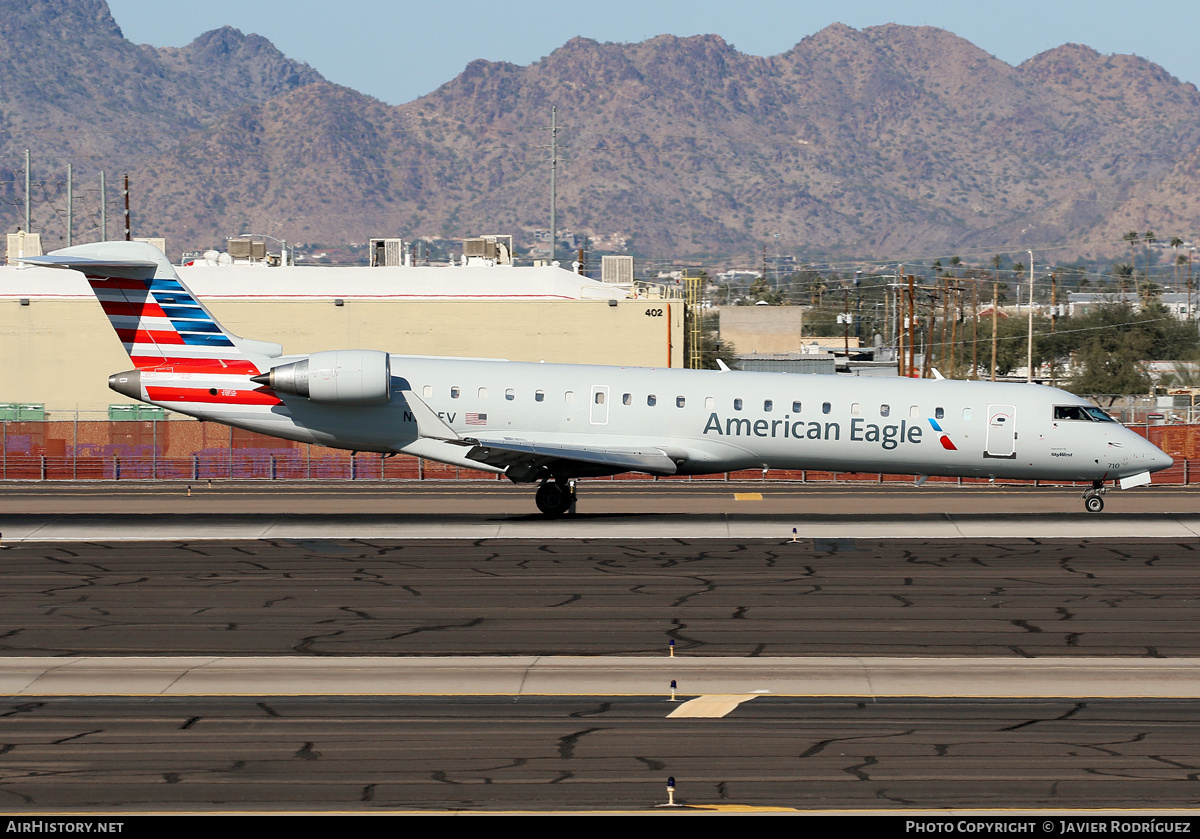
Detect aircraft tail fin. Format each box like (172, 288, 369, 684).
(24, 242, 279, 375)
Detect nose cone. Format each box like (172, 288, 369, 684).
(1151, 448, 1175, 473)
(1142, 438, 1174, 473)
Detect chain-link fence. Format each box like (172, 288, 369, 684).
(1, 416, 1195, 485)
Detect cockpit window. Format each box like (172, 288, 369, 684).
(1054, 405, 1088, 421)
(1055, 405, 1118, 422)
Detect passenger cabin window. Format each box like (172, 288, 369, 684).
(505, 388, 515, 401)
(764, 400, 773, 412)
(478, 387, 487, 399)
(450, 387, 460, 399)
(676, 396, 686, 408)
(648, 395, 657, 407)
(851, 402, 861, 415)
(909, 405, 919, 419)
(705, 397, 715, 409)
(734, 398, 743, 411)
(422, 385, 433, 398)
(822, 402, 831, 414)
(565, 391, 575, 403)
(595, 391, 605, 405)
(623, 393, 632, 406)
(962, 407, 972, 421)
(792, 401, 802, 413)
(880, 404, 890, 417)
(535, 390, 545, 403)
(935, 407, 945, 419)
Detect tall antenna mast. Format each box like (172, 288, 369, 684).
(550, 106, 557, 263)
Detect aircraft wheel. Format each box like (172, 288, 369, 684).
(536, 481, 573, 516)
(1084, 494, 1104, 513)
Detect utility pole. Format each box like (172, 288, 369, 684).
(549, 106, 557, 263)
(1026, 251, 1034, 383)
(1050, 272, 1058, 387)
(24, 149, 30, 233)
(842, 286, 850, 357)
(66, 163, 72, 247)
(948, 284, 960, 378)
(907, 275, 916, 378)
(921, 287, 936, 380)
(938, 278, 948, 374)
(990, 281, 998, 382)
(971, 278, 978, 380)
(123, 173, 130, 241)
(1050, 272, 1057, 333)
(100, 171, 107, 241)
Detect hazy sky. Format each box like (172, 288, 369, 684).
(105, 0, 1200, 106)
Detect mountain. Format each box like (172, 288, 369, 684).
(4, 1, 1200, 264)
(0, 0, 324, 242)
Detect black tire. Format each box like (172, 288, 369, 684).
(535, 482, 572, 516)
(1084, 495, 1104, 513)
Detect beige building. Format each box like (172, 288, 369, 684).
(717, 305, 861, 355)
(718, 305, 805, 355)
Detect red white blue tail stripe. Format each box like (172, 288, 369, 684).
(24, 242, 280, 408)
(88, 274, 257, 373)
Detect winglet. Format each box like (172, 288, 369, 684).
(400, 390, 462, 442)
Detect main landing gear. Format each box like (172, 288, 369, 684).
(1082, 480, 1107, 513)
(535, 479, 576, 516)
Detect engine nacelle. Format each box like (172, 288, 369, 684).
(255, 349, 391, 405)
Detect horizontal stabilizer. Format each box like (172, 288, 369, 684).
(21, 254, 159, 280)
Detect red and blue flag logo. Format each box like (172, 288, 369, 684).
(928, 418, 957, 451)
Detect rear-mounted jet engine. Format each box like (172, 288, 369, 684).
(252, 349, 391, 405)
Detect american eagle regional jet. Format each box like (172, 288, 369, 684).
(27, 242, 1173, 515)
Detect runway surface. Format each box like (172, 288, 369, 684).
(4, 696, 1200, 812)
(3, 484, 1200, 812)
(2, 481, 1197, 541)
(3, 538, 1200, 657)
(6, 656, 1200, 698)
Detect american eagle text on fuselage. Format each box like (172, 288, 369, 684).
(701, 413, 925, 450)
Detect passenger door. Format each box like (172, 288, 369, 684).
(590, 385, 610, 425)
(985, 404, 1016, 458)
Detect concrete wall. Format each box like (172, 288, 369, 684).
(2, 298, 684, 412)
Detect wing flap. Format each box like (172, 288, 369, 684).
(465, 437, 681, 475)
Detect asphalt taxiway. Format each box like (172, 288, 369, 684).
(2, 483, 1200, 813)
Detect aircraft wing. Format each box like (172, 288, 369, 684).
(399, 389, 683, 477)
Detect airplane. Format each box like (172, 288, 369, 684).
(25, 241, 1174, 515)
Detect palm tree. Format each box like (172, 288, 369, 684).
(1123, 231, 1140, 294)
(1171, 237, 1184, 292)
(1143, 231, 1157, 289)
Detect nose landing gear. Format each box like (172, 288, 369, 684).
(1082, 481, 1107, 513)
(535, 479, 576, 516)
